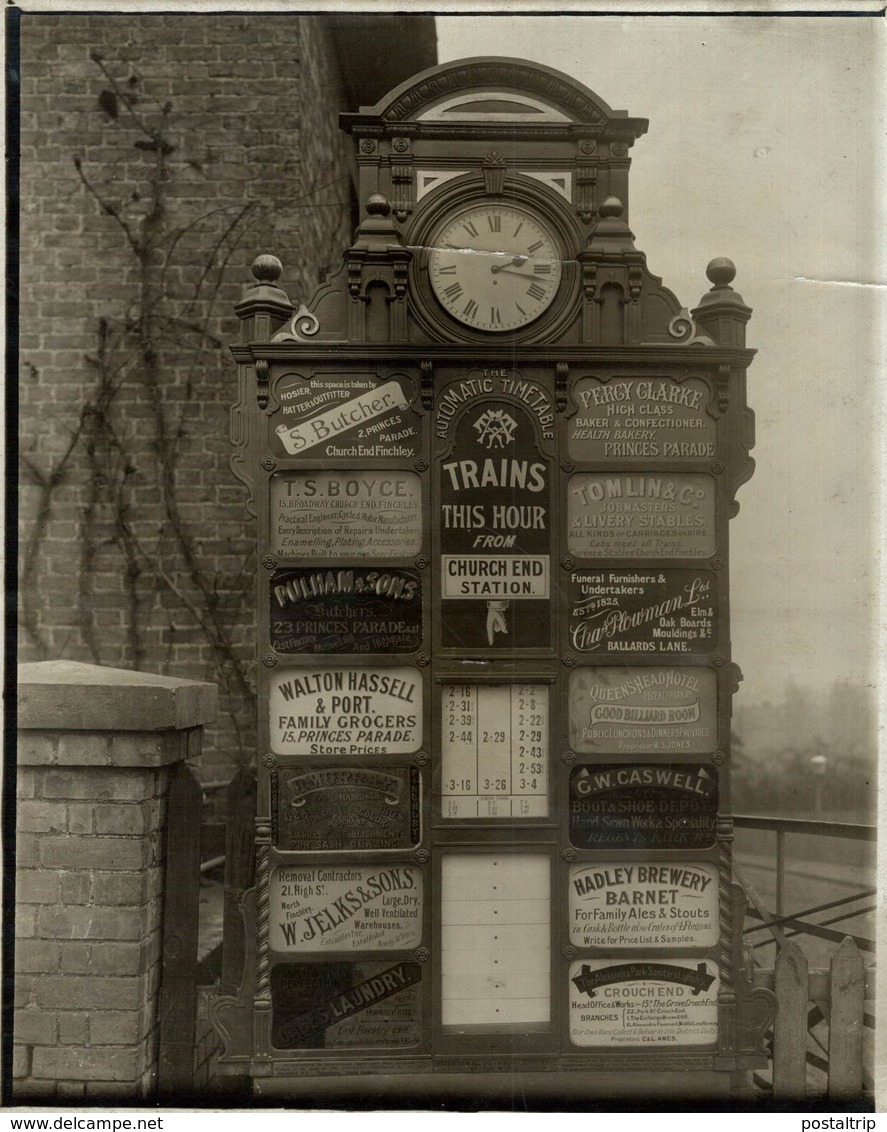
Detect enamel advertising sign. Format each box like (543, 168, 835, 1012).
(270, 863, 423, 952)
(567, 376, 715, 462)
(568, 959, 720, 1047)
(272, 766, 422, 852)
(568, 474, 716, 559)
(272, 371, 420, 460)
(568, 861, 720, 949)
(270, 567, 423, 654)
(569, 570, 717, 655)
(271, 960, 422, 1050)
(568, 764, 719, 850)
(568, 666, 718, 755)
(271, 472, 423, 559)
(269, 666, 423, 755)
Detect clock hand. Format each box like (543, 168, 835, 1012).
(491, 267, 541, 279)
(490, 255, 530, 274)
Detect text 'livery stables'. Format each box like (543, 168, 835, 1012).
(213, 54, 767, 1100)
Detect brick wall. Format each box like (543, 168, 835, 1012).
(15, 760, 168, 1101)
(17, 14, 361, 787)
(13, 661, 216, 1102)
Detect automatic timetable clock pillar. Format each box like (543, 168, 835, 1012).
(215, 56, 771, 1099)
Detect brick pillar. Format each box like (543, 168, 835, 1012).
(13, 660, 217, 1104)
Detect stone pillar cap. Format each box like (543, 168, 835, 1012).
(17, 660, 217, 732)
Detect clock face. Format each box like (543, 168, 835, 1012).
(429, 205, 562, 332)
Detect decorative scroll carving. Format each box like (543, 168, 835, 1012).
(716, 363, 730, 414)
(729, 398, 756, 516)
(229, 366, 256, 518)
(348, 259, 362, 298)
(555, 362, 569, 413)
(270, 305, 321, 344)
(207, 889, 257, 1064)
(668, 308, 716, 347)
(731, 454, 757, 519)
(628, 265, 643, 303)
(391, 163, 413, 222)
(255, 360, 269, 413)
(731, 884, 778, 1057)
(420, 360, 434, 410)
(393, 260, 409, 301)
(581, 262, 597, 302)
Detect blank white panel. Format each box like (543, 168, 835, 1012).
(442, 997, 550, 1027)
(441, 923, 549, 952)
(441, 853, 549, 901)
(441, 899, 549, 926)
(441, 854, 550, 1027)
(442, 949, 550, 1000)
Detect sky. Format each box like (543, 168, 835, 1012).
(438, 14, 885, 706)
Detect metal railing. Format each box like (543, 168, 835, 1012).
(732, 813, 876, 953)
(733, 815, 876, 1100)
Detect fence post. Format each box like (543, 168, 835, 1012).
(773, 939, 808, 1100)
(828, 936, 865, 1099)
(220, 768, 257, 995)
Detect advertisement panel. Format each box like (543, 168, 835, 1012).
(568, 862, 719, 948)
(569, 958, 719, 1047)
(271, 960, 422, 1050)
(271, 471, 422, 559)
(568, 474, 715, 559)
(270, 567, 422, 654)
(269, 666, 422, 755)
(569, 569, 717, 655)
(272, 371, 419, 460)
(568, 666, 718, 755)
(270, 863, 423, 952)
(272, 766, 422, 852)
(568, 376, 715, 462)
(569, 764, 718, 850)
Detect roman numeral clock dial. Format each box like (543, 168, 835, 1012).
(429, 205, 562, 332)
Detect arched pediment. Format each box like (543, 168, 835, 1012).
(416, 92, 572, 124)
(341, 56, 647, 138)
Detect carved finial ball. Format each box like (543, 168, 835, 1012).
(706, 257, 737, 287)
(599, 196, 625, 219)
(251, 254, 282, 285)
(366, 193, 391, 217)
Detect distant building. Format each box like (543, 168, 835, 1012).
(733, 679, 876, 761)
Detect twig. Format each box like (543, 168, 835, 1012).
(73, 157, 143, 258)
(89, 51, 158, 143)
